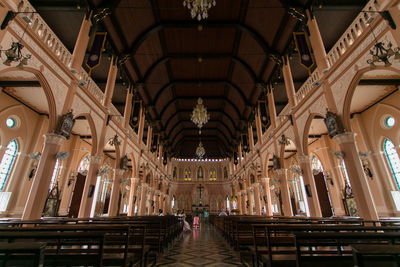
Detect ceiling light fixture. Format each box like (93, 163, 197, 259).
(183, 0, 216, 21)
(367, 41, 400, 68)
(191, 97, 209, 134)
(196, 141, 205, 159)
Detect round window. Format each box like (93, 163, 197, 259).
(385, 116, 395, 128)
(6, 117, 15, 128)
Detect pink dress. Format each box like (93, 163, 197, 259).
(193, 216, 200, 228)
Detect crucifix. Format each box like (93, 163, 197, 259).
(197, 184, 204, 200)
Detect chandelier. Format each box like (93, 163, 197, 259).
(183, 0, 216, 21)
(367, 41, 400, 68)
(0, 42, 31, 68)
(196, 141, 205, 159)
(191, 97, 210, 134)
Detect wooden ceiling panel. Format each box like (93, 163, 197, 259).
(114, 4, 155, 46)
(245, 0, 286, 47)
(164, 27, 236, 54)
(231, 64, 254, 100)
(135, 34, 163, 77)
(238, 33, 265, 76)
(174, 83, 225, 98)
(170, 58, 230, 80)
(146, 64, 169, 101)
(155, 88, 174, 114)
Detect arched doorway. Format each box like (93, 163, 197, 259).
(311, 155, 333, 217)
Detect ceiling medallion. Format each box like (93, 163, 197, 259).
(196, 141, 205, 159)
(183, 0, 216, 21)
(191, 97, 210, 134)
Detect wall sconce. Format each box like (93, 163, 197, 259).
(55, 151, 70, 160)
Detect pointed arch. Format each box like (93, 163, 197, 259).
(0, 139, 19, 191)
(74, 113, 98, 156)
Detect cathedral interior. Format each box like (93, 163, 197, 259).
(0, 0, 400, 266)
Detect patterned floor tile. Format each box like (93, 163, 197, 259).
(154, 223, 242, 266)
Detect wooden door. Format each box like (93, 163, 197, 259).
(68, 173, 86, 218)
(314, 172, 333, 217)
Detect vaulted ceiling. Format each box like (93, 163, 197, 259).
(30, 0, 367, 158)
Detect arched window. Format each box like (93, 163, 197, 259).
(49, 159, 62, 190)
(311, 155, 324, 173)
(0, 139, 18, 191)
(184, 168, 191, 181)
(77, 155, 90, 174)
(197, 166, 203, 179)
(383, 138, 400, 190)
(171, 196, 175, 209)
(226, 196, 230, 211)
(209, 168, 216, 181)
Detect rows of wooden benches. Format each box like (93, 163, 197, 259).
(0, 215, 182, 266)
(211, 215, 400, 267)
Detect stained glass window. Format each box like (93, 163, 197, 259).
(209, 168, 216, 181)
(184, 168, 191, 181)
(6, 118, 15, 128)
(383, 138, 400, 190)
(385, 116, 395, 128)
(78, 155, 90, 174)
(0, 140, 18, 191)
(311, 155, 323, 172)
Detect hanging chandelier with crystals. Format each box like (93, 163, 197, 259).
(0, 41, 31, 68)
(183, 0, 216, 21)
(191, 97, 210, 134)
(196, 141, 206, 159)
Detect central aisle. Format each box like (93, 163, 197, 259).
(155, 223, 242, 266)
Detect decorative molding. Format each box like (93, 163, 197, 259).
(90, 155, 103, 165)
(43, 133, 66, 145)
(333, 132, 356, 145)
(275, 168, 288, 176)
(297, 155, 310, 164)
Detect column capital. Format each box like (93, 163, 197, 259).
(253, 182, 260, 187)
(276, 168, 288, 176)
(333, 132, 356, 145)
(131, 177, 140, 183)
(297, 155, 310, 164)
(90, 155, 103, 165)
(261, 177, 270, 184)
(114, 168, 125, 176)
(44, 133, 66, 145)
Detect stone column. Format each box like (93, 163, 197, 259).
(333, 132, 379, 220)
(139, 184, 147, 216)
(276, 169, 293, 216)
(123, 87, 133, 129)
(298, 155, 322, 217)
(108, 169, 125, 216)
(306, 9, 329, 72)
(128, 177, 139, 216)
(236, 193, 242, 215)
(147, 189, 154, 215)
(22, 133, 66, 220)
(103, 56, 118, 107)
(70, 12, 92, 73)
(267, 86, 277, 129)
(241, 190, 248, 214)
(253, 183, 261, 215)
(154, 190, 160, 214)
(247, 187, 254, 215)
(282, 55, 297, 108)
(261, 177, 273, 216)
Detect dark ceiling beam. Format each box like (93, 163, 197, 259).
(141, 53, 257, 83)
(0, 81, 41, 87)
(29, 0, 86, 11)
(152, 80, 250, 110)
(358, 79, 400, 86)
(122, 21, 280, 60)
(166, 118, 235, 141)
(162, 103, 240, 134)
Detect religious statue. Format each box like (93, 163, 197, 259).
(55, 111, 75, 139)
(324, 110, 344, 138)
(197, 166, 203, 179)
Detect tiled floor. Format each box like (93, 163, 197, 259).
(154, 223, 242, 266)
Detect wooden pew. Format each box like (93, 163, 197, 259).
(0, 242, 46, 267)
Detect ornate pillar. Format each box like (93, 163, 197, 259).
(154, 190, 160, 214)
(267, 85, 277, 129)
(123, 87, 133, 129)
(147, 189, 154, 215)
(255, 106, 263, 145)
(276, 169, 293, 216)
(253, 183, 261, 215)
(247, 187, 254, 215)
(70, 12, 92, 73)
(241, 190, 248, 214)
(139, 184, 147, 216)
(78, 155, 102, 218)
(306, 9, 330, 72)
(103, 56, 118, 107)
(333, 132, 379, 220)
(22, 133, 66, 220)
(236, 192, 242, 215)
(261, 177, 273, 216)
(108, 168, 125, 216)
(128, 177, 139, 216)
(282, 55, 297, 108)
(298, 155, 322, 217)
